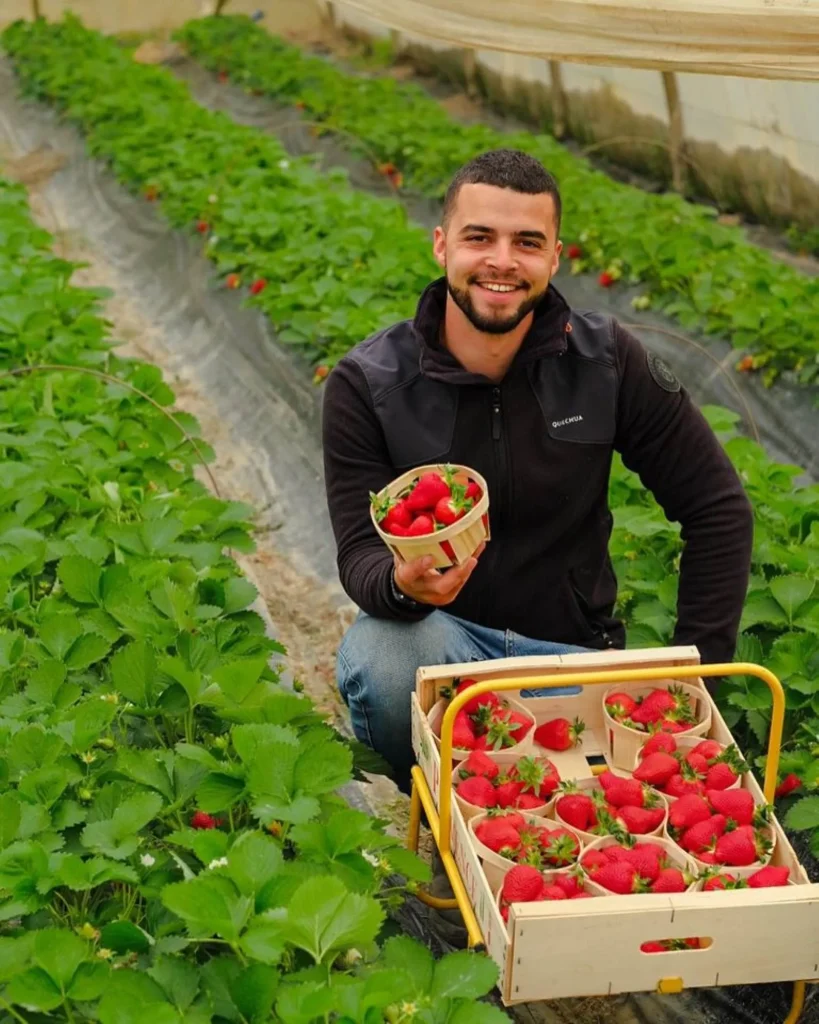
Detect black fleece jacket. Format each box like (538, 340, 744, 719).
(322, 278, 753, 665)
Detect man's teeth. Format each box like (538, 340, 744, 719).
(480, 283, 517, 292)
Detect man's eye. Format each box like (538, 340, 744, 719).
(519, 240, 541, 248)
(467, 235, 488, 242)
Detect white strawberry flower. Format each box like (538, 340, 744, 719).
(140, 854, 156, 867)
(208, 857, 229, 870)
(208, 193, 218, 203)
(278, 159, 290, 170)
(362, 850, 379, 867)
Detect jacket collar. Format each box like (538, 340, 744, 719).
(413, 276, 571, 384)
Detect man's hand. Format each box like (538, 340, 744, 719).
(393, 543, 486, 607)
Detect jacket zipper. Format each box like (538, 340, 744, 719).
(491, 386, 511, 527)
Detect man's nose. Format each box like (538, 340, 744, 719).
(485, 240, 518, 271)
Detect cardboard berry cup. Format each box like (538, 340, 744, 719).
(496, 873, 597, 929)
(642, 735, 744, 801)
(468, 810, 585, 893)
(553, 778, 669, 844)
(602, 681, 711, 771)
(451, 758, 557, 823)
(370, 463, 490, 569)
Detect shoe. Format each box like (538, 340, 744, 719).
(426, 848, 468, 950)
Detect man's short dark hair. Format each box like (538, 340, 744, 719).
(442, 149, 561, 233)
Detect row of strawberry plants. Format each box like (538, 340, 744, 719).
(172, 15, 819, 387)
(0, 173, 508, 1021)
(3, 14, 816, 863)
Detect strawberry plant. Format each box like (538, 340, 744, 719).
(0, 175, 511, 1021)
(174, 15, 819, 385)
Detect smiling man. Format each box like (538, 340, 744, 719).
(322, 149, 753, 796)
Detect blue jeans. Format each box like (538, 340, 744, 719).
(336, 610, 590, 794)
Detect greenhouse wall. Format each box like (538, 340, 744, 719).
(335, 3, 819, 229)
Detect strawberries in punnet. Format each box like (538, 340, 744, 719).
(452, 709, 477, 750)
(633, 752, 680, 788)
(249, 278, 267, 295)
(612, 686, 697, 733)
(405, 471, 451, 513)
(706, 788, 756, 826)
(639, 733, 678, 759)
(456, 774, 496, 808)
(501, 864, 545, 904)
(451, 677, 502, 717)
(680, 814, 727, 855)
(702, 872, 745, 891)
(714, 825, 771, 867)
(747, 865, 790, 888)
(534, 716, 585, 751)
(651, 868, 688, 893)
(668, 794, 712, 833)
(474, 815, 522, 854)
(605, 691, 639, 718)
(458, 748, 500, 781)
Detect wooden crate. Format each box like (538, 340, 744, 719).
(411, 646, 819, 1005)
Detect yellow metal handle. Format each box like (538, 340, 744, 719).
(438, 663, 785, 859)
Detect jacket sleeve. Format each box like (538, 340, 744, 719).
(321, 357, 435, 621)
(613, 323, 753, 666)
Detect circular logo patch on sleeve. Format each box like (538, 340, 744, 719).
(647, 351, 681, 393)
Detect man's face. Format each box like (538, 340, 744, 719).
(433, 183, 562, 335)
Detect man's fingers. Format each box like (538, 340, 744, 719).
(395, 553, 434, 585)
(432, 557, 478, 595)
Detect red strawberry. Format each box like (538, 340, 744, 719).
(191, 810, 218, 830)
(196, 220, 209, 234)
(452, 709, 476, 750)
(496, 779, 525, 808)
(457, 775, 497, 808)
(225, 273, 241, 289)
(581, 849, 608, 874)
(594, 862, 648, 894)
(605, 691, 639, 719)
(665, 773, 706, 799)
(697, 851, 719, 865)
(714, 826, 762, 867)
(624, 846, 664, 882)
(465, 480, 483, 502)
(556, 791, 594, 831)
(633, 752, 679, 787)
(459, 749, 499, 781)
(453, 678, 501, 717)
(407, 515, 435, 536)
(541, 884, 568, 901)
(685, 752, 710, 775)
(486, 709, 533, 749)
(616, 806, 665, 835)
(379, 498, 413, 534)
(707, 788, 755, 826)
(747, 866, 789, 888)
(385, 523, 409, 536)
(249, 278, 267, 295)
(598, 271, 615, 288)
(501, 865, 545, 903)
(775, 773, 802, 799)
(652, 869, 687, 893)
(534, 716, 585, 751)
(689, 740, 722, 761)
(706, 762, 739, 791)
(434, 492, 472, 527)
(702, 872, 741, 891)
(669, 794, 711, 832)
(681, 814, 727, 854)
(639, 733, 678, 759)
(600, 773, 644, 808)
(517, 791, 547, 810)
(567, 244, 583, 260)
(554, 873, 584, 898)
(651, 868, 683, 892)
(541, 828, 581, 867)
(474, 818, 522, 854)
(641, 941, 666, 953)
(659, 718, 692, 734)
(406, 472, 450, 512)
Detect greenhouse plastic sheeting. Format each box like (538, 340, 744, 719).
(1, 58, 817, 1024)
(336, 0, 819, 80)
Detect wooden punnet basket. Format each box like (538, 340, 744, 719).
(370, 463, 490, 569)
(407, 646, 818, 1019)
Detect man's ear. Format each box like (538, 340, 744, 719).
(552, 238, 563, 277)
(432, 226, 446, 269)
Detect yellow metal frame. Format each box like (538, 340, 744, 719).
(406, 661, 809, 1021)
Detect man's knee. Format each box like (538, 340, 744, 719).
(337, 611, 453, 688)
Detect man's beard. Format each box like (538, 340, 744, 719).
(447, 276, 546, 335)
